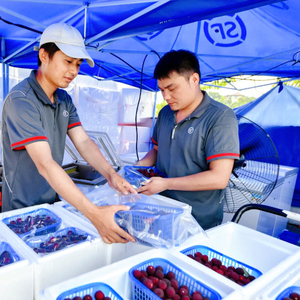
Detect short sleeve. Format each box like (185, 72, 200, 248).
(4, 96, 48, 150)
(66, 94, 81, 130)
(206, 108, 240, 163)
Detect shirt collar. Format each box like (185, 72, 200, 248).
(189, 90, 211, 119)
(28, 70, 61, 106)
(172, 90, 211, 122)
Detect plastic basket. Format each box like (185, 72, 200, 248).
(25, 227, 91, 255)
(275, 286, 300, 300)
(181, 245, 262, 279)
(115, 202, 183, 247)
(56, 282, 123, 300)
(279, 230, 300, 245)
(0, 241, 21, 267)
(2, 208, 62, 239)
(129, 257, 222, 300)
(124, 165, 167, 179)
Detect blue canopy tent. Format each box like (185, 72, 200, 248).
(1, 0, 297, 95)
(234, 84, 300, 207)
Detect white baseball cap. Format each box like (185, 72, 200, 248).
(39, 23, 94, 67)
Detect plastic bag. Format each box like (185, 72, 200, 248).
(0, 241, 21, 267)
(115, 201, 207, 248)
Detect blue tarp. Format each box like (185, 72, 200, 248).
(1, 0, 299, 91)
(234, 83, 300, 207)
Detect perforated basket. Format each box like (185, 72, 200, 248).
(275, 286, 300, 300)
(129, 257, 221, 300)
(25, 227, 91, 255)
(181, 245, 262, 279)
(124, 165, 167, 179)
(56, 282, 123, 300)
(115, 202, 183, 247)
(2, 208, 62, 239)
(0, 241, 21, 267)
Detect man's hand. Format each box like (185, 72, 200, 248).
(107, 172, 137, 195)
(136, 177, 168, 195)
(86, 204, 136, 244)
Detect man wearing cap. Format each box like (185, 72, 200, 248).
(1, 23, 136, 244)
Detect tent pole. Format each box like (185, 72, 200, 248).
(150, 87, 158, 150)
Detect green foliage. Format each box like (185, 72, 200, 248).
(155, 101, 167, 116)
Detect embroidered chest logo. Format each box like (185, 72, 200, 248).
(63, 110, 69, 117)
(188, 127, 194, 134)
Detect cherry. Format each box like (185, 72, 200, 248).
(83, 295, 92, 300)
(153, 288, 164, 299)
(147, 265, 155, 275)
(133, 269, 142, 279)
(165, 286, 176, 298)
(94, 290, 104, 300)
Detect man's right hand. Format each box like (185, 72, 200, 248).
(86, 204, 136, 244)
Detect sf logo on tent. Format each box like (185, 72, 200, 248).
(135, 30, 164, 41)
(204, 14, 246, 47)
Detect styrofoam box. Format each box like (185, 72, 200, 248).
(172, 222, 300, 299)
(0, 222, 34, 300)
(0, 204, 108, 300)
(40, 248, 245, 300)
(241, 250, 300, 299)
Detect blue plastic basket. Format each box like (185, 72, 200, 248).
(129, 257, 222, 300)
(115, 202, 183, 247)
(0, 241, 21, 267)
(181, 245, 262, 279)
(25, 227, 91, 255)
(124, 165, 167, 179)
(275, 286, 300, 300)
(56, 282, 123, 300)
(279, 230, 300, 245)
(2, 208, 62, 239)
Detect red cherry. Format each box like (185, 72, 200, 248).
(94, 290, 104, 300)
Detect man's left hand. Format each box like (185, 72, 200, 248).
(136, 177, 168, 195)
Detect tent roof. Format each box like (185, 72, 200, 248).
(1, 0, 299, 91)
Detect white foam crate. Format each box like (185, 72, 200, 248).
(0, 221, 34, 300)
(172, 222, 300, 299)
(0, 203, 108, 300)
(40, 248, 245, 300)
(241, 250, 300, 299)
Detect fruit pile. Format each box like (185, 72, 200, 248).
(137, 168, 166, 178)
(31, 229, 88, 254)
(186, 251, 255, 286)
(6, 213, 58, 235)
(0, 250, 14, 267)
(64, 290, 111, 300)
(133, 265, 211, 300)
(282, 292, 300, 300)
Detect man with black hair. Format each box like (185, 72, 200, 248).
(2, 23, 136, 244)
(136, 50, 239, 230)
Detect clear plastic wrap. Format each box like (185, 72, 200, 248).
(58, 185, 206, 248)
(0, 241, 21, 267)
(123, 165, 167, 189)
(115, 201, 207, 248)
(2, 208, 62, 239)
(25, 227, 94, 256)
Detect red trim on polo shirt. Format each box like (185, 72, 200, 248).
(68, 122, 82, 129)
(11, 136, 48, 150)
(151, 137, 158, 145)
(207, 153, 240, 161)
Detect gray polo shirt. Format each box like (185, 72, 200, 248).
(2, 70, 81, 211)
(152, 91, 239, 230)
